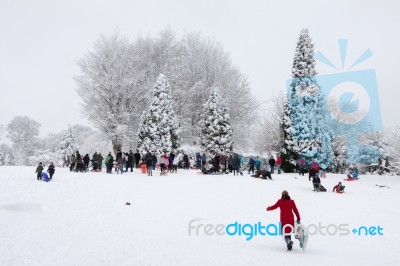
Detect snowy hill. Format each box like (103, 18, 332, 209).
(0, 167, 399, 266)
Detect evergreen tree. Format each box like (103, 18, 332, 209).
(59, 125, 78, 161)
(136, 74, 180, 154)
(281, 96, 297, 172)
(284, 29, 333, 167)
(199, 87, 233, 156)
(136, 111, 149, 154)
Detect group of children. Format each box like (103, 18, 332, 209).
(35, 162, 55, 181)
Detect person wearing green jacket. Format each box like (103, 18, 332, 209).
(35, 162, 44, 180)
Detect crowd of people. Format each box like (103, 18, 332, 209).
(38, 150, 359, 195)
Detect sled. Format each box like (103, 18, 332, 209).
(344, 178, 357, 181)
(41, 172, 50, 182)
(295, 223, 308, 252)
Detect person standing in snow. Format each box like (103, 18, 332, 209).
(298, 157, 306, 176)
(69, 154, 76, 172)
(123, 150, 134, 172)
(47, 162, 55, 180)
(92, 152, 99, 171)
(145, 152, 153, 176)
(159, 153, 166, 173)
(134, 150, 141, 168)
(267, 190, 301, 251)
(83, 154, 90, 170)
(220, 154, 227, 173)
(183, 153, 190, 170)
(35, 162, 44, 180)
(228, 154, 233, 173)
(97, 152, 104, 172)
(115, 149, 123, 172)
(269, 156, 276, 174)
(353, 167, 359, 180)
(255, 156, 261, 171)
(172, 152, 181, 173)
(201, 153, 207, 170)
(232, 153, 241, 176)
(248, 156, 255, 174)
(309, 160, 319, 180)
(105, 152, 114, 174)
(164, 153, 170, 172)
(196, 153, 202, 170)
(169, 151, 175, 172)
(152, 152, 157, 170)
(276, 154, 282, 174)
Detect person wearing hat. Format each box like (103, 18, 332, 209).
(266, 190, 301, 251)
(333, 182, 345, 193)
(35, 162, 44, 180)
(47, 162, 55, 180)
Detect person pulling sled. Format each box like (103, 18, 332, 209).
(267, 190, 301, 251)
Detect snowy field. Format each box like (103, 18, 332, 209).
(1, 166, 399, 266)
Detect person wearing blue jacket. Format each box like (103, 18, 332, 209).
(255, 156, 261, 171)
(196, 153, 202, 170)
(353, 167, 360, 180)
(248, 157, 255, 174)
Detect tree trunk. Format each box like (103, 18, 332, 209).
(112, 138, 122, 155)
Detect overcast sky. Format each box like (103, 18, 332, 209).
(0, 0, 399, 139)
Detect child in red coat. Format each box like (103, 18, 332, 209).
(333, 182, 345, 193)
(267, 190, 301, 251)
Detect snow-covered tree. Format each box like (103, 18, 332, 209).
(136, 111, 150, 154)
(0, 143, 13, 166)
(283, 29, 333, 167)
(0, 124, 4, 141)
(75, 33, 149, 153)
(383, 126, 400, 165)
(58, 125, 78, 162)
(77, 29, 258, 151)
(136, 74, 180, 154)
(251, 93, 285, 156)
(199, 87, 233, 156)
(6, 116, 40, 165)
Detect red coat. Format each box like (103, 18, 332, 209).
(276, 156, 282, 165)
(267, 199, 300, 234)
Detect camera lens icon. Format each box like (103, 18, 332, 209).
(327, 81, 371, 125)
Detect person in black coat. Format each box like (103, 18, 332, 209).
(145, 152, 153, 176)
(123, 150, 134, 172)
(47, 162, 55, 180)
(106, 152, 114, 173)
(269, 156, 276, 174)
(134, 150, 141, 168)
(232, 154, 241, 176)
(183, 154, 190, 170)
(83, 154, 90, 169)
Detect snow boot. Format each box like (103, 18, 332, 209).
(287, 241, 293, 251)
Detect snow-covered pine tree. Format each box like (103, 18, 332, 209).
(199, 87, 233, 157)
(59, 125, 78, 162)
(281, 95, 297, 172)
(136, 111, 150, 154)
(137, 74, 180, 154)
(284, 29, 333, 167)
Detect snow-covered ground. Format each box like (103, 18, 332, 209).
(1, 166, 399, 266)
